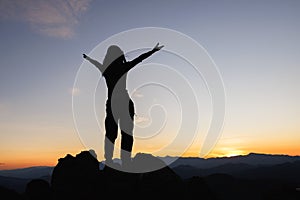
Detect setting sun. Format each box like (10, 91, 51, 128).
(206, 147, 248, 158)
(223, 150, 247, 158)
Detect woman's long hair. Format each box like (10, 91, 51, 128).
(103, 45, 126, 69)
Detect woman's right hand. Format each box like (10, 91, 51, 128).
(153, 43, 164, 51)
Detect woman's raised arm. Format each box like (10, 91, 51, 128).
(128, 43, 164, 69)
(83, 54, 104, 73)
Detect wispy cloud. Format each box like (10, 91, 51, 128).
(69, 87, 80, 96)
(0, 0, 91, 39)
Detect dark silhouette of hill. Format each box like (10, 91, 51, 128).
(49, 151, 300, 200)
(0, 167, 52, 196)
(204, 173, 260, 200)
(1, 152, 300, 199)
(2, 152, 299, 180)
(173, 163, 254, 179)
(168, 153, 300, 169)
(51, 150, 100, 200)
(0, 175, 30, 193)
(0, 166, 53, 179)
(25, 179, 51, 200)
(173, 160, 300, 183)
(239, 160, 300, 181)
(0, 186, 22, 200)
(50, 150, 194, 199)
(173, 161, 300, 199)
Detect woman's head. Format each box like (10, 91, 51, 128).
(103, 45, 126, 67)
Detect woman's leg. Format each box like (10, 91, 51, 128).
(104, 100, 118, 163)
(120, 99, 135, 165)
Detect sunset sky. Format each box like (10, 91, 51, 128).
(1, 0, 300, 170)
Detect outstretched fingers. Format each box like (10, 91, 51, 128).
(153, 43, 164, 51)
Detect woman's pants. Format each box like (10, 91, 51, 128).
(104, 95, 135, 164)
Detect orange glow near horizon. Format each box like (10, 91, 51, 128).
(0, 149, 83, 170)
(1, 126, 300, 170)
(1, 146, 300, 170)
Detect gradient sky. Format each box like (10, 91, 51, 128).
(0, 0, 300, 169)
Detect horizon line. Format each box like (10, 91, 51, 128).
(1, 151, 300, 171)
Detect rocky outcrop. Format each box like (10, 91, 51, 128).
(51, 150, 100, 200)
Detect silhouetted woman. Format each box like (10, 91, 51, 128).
(83, 43, 163, 167)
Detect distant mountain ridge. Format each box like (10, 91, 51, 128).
(164, 152, 300, 169)
(173, 160, 300, 179)
(1, 152, 300, 178)
(0, 166, 53, 179)
(166, 153, 300, 182)
(0, 175, 30, 193)
(1, 152, 300, 199)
